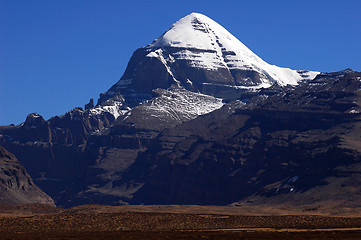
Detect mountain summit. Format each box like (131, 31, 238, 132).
(99, 13, 318, 106)
(150, 12, 317, 85)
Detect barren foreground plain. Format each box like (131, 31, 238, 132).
(2, 204, 361, 239)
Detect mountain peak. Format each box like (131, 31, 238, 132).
(100, 13, 319, 108)
(149, 12, 246, 51)
(147, 13, 318, 86)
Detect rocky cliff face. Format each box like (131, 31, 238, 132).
(0, 145, 54, 205)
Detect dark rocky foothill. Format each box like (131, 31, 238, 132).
(0, 145, 54, 205)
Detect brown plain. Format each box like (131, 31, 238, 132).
(1, 204, 361, 239)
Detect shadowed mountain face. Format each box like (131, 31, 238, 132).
(125, 70, 361, 206)
(0, 12, 358, 208)
(0, 145, 54, 205)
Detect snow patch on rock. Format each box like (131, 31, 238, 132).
(136, 87, 224, 123)
(90, 101, 130, 120)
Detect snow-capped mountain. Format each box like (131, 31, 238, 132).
(148, 13, 318, 86)
(99, 12, 319, 108)
(9, 12, 361, 209)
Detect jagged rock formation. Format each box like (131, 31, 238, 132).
(0, 145, 54, 205)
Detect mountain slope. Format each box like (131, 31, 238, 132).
(0, 145, 54, 205)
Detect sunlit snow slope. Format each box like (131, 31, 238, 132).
(148, 12, 318, 87)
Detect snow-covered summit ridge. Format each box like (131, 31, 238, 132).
(150, 13, 253, 54)
(148, 12, 319, 86)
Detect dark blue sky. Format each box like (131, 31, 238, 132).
(1, 0, 360, 125)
